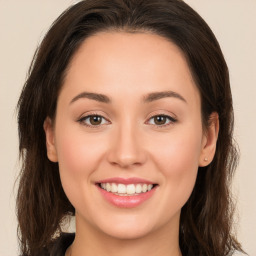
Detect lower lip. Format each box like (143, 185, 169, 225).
(97, 186, 157, 208)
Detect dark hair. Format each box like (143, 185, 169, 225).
(17, 0, 244, 255)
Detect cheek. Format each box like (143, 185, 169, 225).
(162, 136, 201, 175)
(150, 126, 202, 208)
(151, 125, 202, 170)
(54, 126, 107, 203)
(55, 123, 108, 175)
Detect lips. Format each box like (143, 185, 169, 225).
(96, 177, 158, 208)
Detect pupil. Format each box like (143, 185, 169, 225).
(155, 116, 166, 125)
(90, 116, 101, 125)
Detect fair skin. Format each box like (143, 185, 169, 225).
(44, 32, 219, 256)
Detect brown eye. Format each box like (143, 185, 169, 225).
(147, 114, 177, 127)
(154, 116, 167, 125)
(89, 116, 102, 125)
(78, 115, 109, 127)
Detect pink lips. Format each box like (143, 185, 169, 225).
(96, 177, 157, 208)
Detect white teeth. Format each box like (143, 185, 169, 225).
(147, 184, 153, 191)
(117, 184, 126, 194)
(142, 184, 148, 193)
(100, 183, 155, 195)
(127, 184, 135, 194)
(135, 184, 142, 193)
(106, 183, 111, 192)
(111, 183, 118, 193)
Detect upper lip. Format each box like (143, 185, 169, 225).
(96, 177, 156, 185)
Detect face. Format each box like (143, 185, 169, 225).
(45, 32, 217, 240)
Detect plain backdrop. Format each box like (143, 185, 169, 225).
(0, 1, 255, 255)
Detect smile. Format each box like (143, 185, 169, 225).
(100, 183, 154, 196)
(96, 178, 158, 208)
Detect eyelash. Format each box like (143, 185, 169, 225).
(77, 113, 177, 129)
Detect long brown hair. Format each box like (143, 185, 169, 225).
(17, 0, 244, 255)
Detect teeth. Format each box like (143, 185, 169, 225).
(135, 184, 142, 193)
(117, 184, 126, 194)
(142, 184, 147, 192)
(100, 183, 155, 195)
(148, 184, 153, 190)
(111, 183, 118, 193)
(106, 183, 111, 192)
(127, 184, 135, 194)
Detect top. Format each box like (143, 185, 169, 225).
(40, 233, 75, 256)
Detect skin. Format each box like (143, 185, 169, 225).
(44, 32, 219, 256)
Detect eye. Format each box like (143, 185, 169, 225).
(78, 114, 109, 127)
(147, 115, 177, 127)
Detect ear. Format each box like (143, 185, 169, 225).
(43, 117, 58, 162)
(199, 112, 219, 167)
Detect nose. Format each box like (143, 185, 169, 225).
(107, 122, 147, 168)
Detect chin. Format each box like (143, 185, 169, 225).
(101, 224, 153, 240)
(91, 213, 156, 240)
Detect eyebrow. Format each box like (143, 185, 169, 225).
(70, 92, 111, 104)
(143, 91, 187, 103)
(70, 90, 186, 104)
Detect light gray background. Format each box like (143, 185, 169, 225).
(0, 1, 255, 255)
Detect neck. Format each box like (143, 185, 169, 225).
(69, 213, 182, 256)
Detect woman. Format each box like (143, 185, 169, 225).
(16, 0, 244, 255)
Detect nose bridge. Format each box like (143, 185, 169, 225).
(107, 116, 146, 168)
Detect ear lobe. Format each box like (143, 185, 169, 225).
(43, 117, 58, 162)
(199, 112, 219, 167)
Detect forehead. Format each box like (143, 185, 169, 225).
(61, 31, 200, 106)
